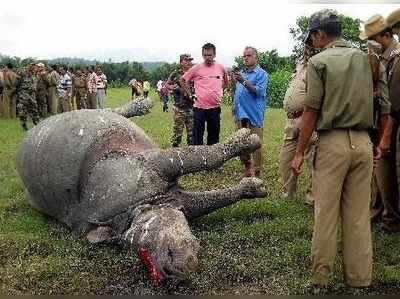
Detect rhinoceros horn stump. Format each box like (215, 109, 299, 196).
(16, 98, 266, 283)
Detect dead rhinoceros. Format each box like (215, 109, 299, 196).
(16, 98, 266, 283)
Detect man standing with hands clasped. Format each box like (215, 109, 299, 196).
(181, 43, 228, 146)
(232, 47, 268, 178)
(290, 9, 391, 291)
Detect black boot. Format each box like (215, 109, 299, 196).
(21, 122, 28, 131)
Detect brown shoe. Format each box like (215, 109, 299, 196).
(254, 170, 261, 178)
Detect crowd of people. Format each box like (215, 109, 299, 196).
(0, 6, 400, 293)
(156, 8, 400, 293)
(0, 64, 108, 130)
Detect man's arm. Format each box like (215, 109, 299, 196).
(376, 64, 393, 155)
(291, 106, 318, 175)
(223, 69, 229, 89)
(291, 60, 322, 175)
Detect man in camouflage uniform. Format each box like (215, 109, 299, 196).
(73, 68, 88, 109)
(279, 38, 318, 203)
(167, 54, 195, 147)
(3, 63, 18, 118)
(291, 10, 392, 290)
(47, 65, 60, 115)
(360, 14, 400, 232)
(16, 64, 40, 131)
(35, 63, 48, 118)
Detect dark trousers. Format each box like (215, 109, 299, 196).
(193, 107, 221, 145)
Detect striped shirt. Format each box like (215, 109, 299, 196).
(58, 74, 72, 98)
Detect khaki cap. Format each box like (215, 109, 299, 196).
(387, 8, 400, 28)
(179, 54, 193, 62)
(359, 14, 388, 40)
(36, 62, 45, 68)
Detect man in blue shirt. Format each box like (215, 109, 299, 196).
(233, 47, 268, 177)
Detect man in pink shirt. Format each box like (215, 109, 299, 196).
(182, 43, 228, 145)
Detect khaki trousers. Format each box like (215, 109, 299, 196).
(312, 129, 373, 287)
(0, 94, 3, 117)
(87, 92, 97, 109)
(371, 124, 400, 230)
(58, 96, 72, 113)
(48, 86, 59, 115)
(3, 89, 17, 118)
(236, 120, 263, 172)
(279, 118, 316, 201)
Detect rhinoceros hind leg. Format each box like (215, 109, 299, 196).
(179, 177, 267, 219)
(148, 128, 261, 181)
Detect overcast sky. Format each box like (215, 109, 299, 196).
(1, 0, 399, 66)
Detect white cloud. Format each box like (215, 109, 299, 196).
(1, 0, 399, 66)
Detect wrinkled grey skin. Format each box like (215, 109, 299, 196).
(17, 99, 266, 281)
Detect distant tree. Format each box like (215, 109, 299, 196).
(289, 12, 362, 60)
(149, 62, 179, 85)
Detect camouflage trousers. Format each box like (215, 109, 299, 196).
(36, 89, 48, 118)
(17, 92, 39, 126)
(75, 88, 87, 110)
(171, 106, 193, 147)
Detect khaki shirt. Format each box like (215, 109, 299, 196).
(37, 73, 48, 91)
(3, 70, 18, 92)
(305, 39, 390, 131)
(73, 74, 87, 89)
(382, 39, 400, 114)
(283, 62, 307, 114)
(48, 70, 60, 87)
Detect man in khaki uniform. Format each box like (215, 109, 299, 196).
(360, 14, 400, 232)
(279, 40, 317, 203)
(3, 63, 18, 118)
(47, 65, 59, 115)
(73, 69, 88, 109)
(35, 63, 48, 118)
(291, 10, 391, 290)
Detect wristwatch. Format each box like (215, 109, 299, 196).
(243, 80, 247, 87)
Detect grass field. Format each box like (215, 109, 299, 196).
(0, 87, 399, 295)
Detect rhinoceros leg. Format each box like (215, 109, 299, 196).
(109, 97, 153, 118)
(178, 177, 266, 219)
(147, 128, 261, 181)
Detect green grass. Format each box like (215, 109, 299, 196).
(0, 87, 399, 295)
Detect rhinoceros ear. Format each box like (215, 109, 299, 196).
(86, 226, 116, 244)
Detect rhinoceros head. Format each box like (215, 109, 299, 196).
(124, 205, 199, 282)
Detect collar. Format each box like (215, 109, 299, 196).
(323, 39, 351, 50)
(244, 64, 259, 73)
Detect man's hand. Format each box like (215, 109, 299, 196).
(291, 153, 304, 176)
(378, 135, 391, 157)
(233, 72, 244, 83)
(373, 146, 382, 166)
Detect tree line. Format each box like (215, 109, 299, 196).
(0, 13, 362, 108)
